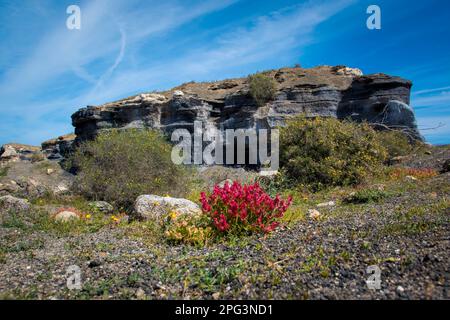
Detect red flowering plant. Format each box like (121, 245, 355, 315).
(200, 181, 292, 234)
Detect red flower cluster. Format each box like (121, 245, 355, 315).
(200, 181, 292, 234)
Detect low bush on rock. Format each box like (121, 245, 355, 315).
(248, 73, 277, 106)
(200, 181, 292, 234)
(68, 129, 190, 211)
(280, 117, 388, 190)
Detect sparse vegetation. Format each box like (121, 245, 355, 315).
(68, 129, 191, 211)
(164, 213, 213, 247)
(0, 166, 8, 177)
(388, 167, 439, 180)
(344, 188, 392, 204)
(30, 153, 45, 163)
(248, 73, 277, 106)
(279, 116, 387, 190)
(200, 181, 292, 235)
(375, 130, 415, 158)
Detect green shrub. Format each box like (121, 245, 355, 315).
(68, 129, 190, 210)
(248, 73, 277, 106)
(375, 130, 413, 158)
(279, 117, 387, 190)
(344, 189, 391, 204)
(255, 173, 292, 197)
(0, 166, 9, 177)
(30, 153, 45, 163)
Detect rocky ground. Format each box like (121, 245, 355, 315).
(0, 146, 449, 300)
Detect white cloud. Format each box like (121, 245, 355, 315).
(84, 0, 355, 103)
(0, 0, 354, 145)
(412, 90, 450, 108)
(0, 0, 238, 98)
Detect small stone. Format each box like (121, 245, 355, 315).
(46, 168, 54, 175)
(259, 170, 278, 177)
(173, 90, 184, 98)
(389, 156, 408, 165)
(136, 288, 146, 299)
(308, 209, 321, 219)
(53, 183, 69, 194)
(89, 201, 114, 214)
(212, 292, 220, 300)
(54, 210, 80, 222)
(218, 179, 233, 188)
(395, 249, 400, 255)
(88, 260, 102, 268)
(396, 286, 405, 295)
(405, 175, 417, 181)
(317, 201, 335, 208)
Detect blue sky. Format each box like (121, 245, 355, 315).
(1, 0, 449, 145)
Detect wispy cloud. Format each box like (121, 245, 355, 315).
(0, 0, 353, 145)
(0, 0, 237, 97)
(83, 0, 355, 104)
(412, 86, 450, 109)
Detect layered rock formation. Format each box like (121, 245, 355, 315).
(71, 66, 422, 144)
(41, 134, 76, 160)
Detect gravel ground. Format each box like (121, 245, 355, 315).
(0, 152, 449, 300)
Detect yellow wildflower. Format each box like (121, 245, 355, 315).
(169, 211, 177, 220)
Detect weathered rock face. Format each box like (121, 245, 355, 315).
(134, 194, 202, 221)
(0, 144, 42, 163)
(41, 134, 76, 160)
(71, 66, 422, 144)
(0, 195, 30, 213)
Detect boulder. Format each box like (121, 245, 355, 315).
(53, 209, 81, 222)
(0, 145, 18, 160)
(89, 201, 114, 214)
(134, 195, 202, 221)
(0, 181, 20, 195)
(15, 177, 48, 198)
(379, 100, 423, 140)
(0, 195, 30, 212)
